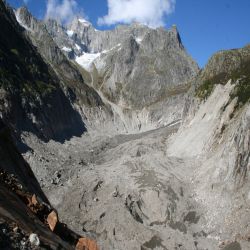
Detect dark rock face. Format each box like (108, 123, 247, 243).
(0, 120, 47, 201)
(0, 2, 86, 142)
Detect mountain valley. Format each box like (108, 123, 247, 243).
(0, 1, 249, 249)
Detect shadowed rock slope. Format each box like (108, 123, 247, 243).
(0, 1, 86, 142)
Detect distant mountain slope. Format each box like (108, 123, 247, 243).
(44, 17, 199, 108)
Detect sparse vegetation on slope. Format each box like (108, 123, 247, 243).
(195, 79, 214, 100)
(230, 60, 250, 106)
(195, 46, 250, 105)
(0, 5, 58, 99)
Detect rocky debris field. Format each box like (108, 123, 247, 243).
(20, 81, 250, 250)
(21, 118, 249, 250)
(0, 220, 38, 250)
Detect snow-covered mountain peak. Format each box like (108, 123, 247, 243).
(67, 16, 93, 33)
(78, 18, 91, 26)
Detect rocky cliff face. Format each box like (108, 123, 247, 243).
(93, 26, 198, 108)
(0, 1, 86, 142)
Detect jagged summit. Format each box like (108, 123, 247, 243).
(16, 6, 186, 63)
(66, 16, 93, 38)
(70, 16, 92, 28)
(44, 12, 186, 56)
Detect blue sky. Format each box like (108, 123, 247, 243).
(6, 0, 250, 68)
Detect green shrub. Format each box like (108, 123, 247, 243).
(10, 48, 19, 56)
(230, 78, 250, 106)
(195, 80, 214, 100)
(196, 59, 250, 105)
(22, 80, 56, 97)
(35, 80, 55, 95)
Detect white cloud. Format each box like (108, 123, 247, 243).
(98, 0, 176, 28)
(45, 0, 80, 24)
(23, 0, 29, 4)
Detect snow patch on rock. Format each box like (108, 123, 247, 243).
(76, 52, 100, 70)
(135, 37, 143, 44)
(78, 18, 91, 27)
(66, 30, 74, 37)
(61, 46, 72, 52)
(102, 43, 122, 54)
(75, 44, 81, 50)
